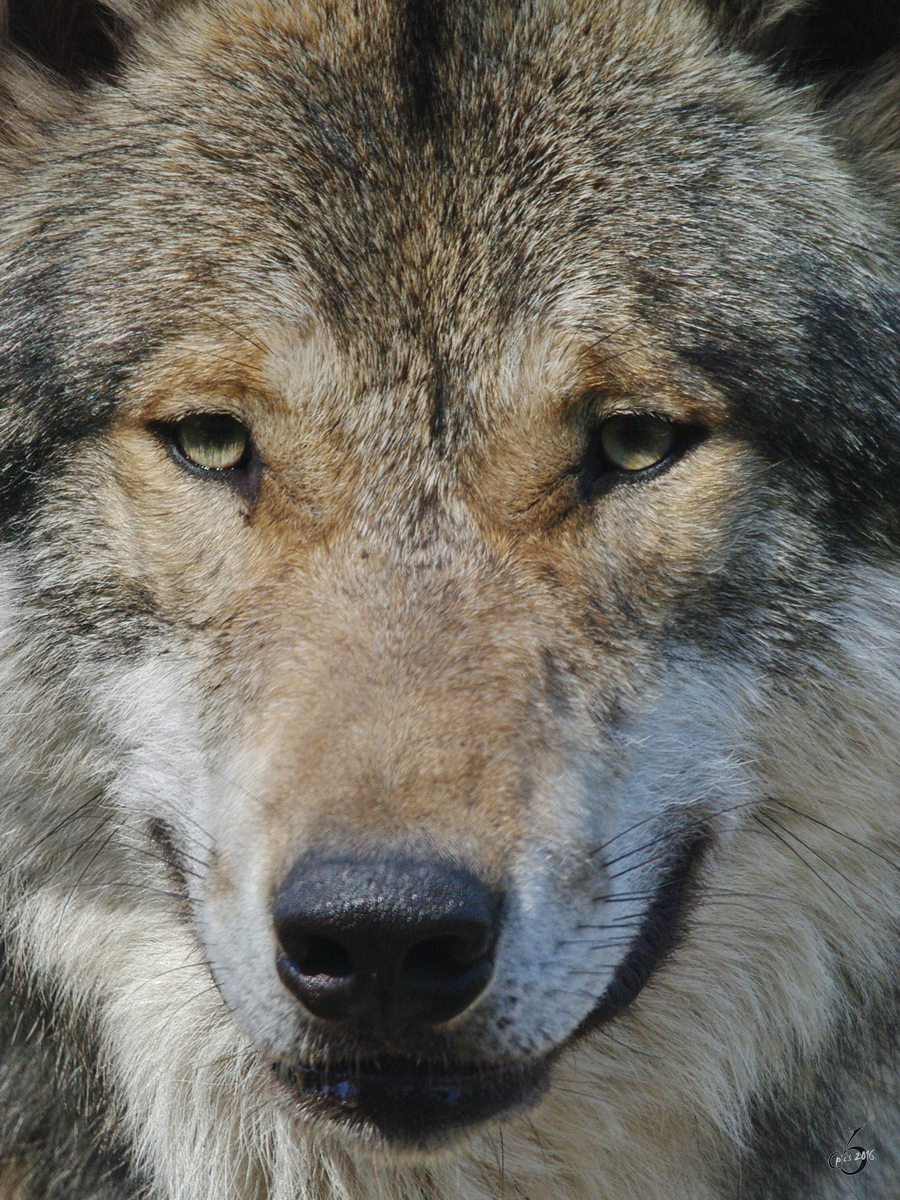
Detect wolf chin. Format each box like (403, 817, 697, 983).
(1, 0, 900, 1197)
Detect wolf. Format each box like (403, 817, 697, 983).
(1, 0, 900, 1196)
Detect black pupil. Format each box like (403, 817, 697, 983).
(186, 414, 240, 444)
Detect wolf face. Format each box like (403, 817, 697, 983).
(2, 1, 900, 1198)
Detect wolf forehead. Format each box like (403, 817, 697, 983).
(2, 0, 900, 531)
(14, 0, 826, 336)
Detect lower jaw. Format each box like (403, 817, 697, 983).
(275, 1054, 552, 1150)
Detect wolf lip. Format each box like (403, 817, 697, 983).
(577, 828, 710, 1036)
(276, 1055, 551, 1146)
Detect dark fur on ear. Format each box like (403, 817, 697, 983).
(706, 0, 900, 205)
(705, 0, 900, 84)
(0, 0, 156, 85)
(4, 0, 126, 82)
(0, 0, 157, 172)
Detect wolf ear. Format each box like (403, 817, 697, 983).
(707, 0, 900, 84)
(709, 1, 900, 194)
(1, 0, 149, 84)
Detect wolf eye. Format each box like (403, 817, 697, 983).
(172, 414, 250, 471)
(579, 412, 700, 500)
(599, 414, 676, 472)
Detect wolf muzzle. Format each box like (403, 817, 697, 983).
(271, 853, 551, 1145)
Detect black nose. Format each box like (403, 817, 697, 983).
(273, 855, 501, 1028)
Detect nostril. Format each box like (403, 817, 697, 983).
(274, 924, 364, 1023)
(400, 927, 495, 1021)
(280, 932, 354, 981)
(403, 930, 490, 979)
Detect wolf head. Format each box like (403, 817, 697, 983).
(2, 2, 900, 1198)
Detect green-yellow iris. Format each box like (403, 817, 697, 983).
(600, 414, 676, 472)
(175, 414, 249, 470)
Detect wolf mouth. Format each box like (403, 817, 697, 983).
(577, 827, 711, 1037)
(275, 1054, 551, 1147)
